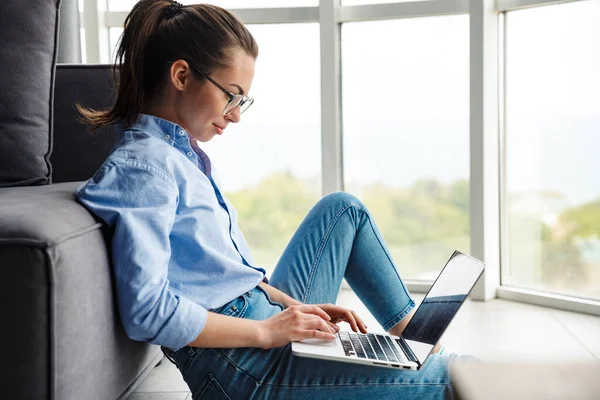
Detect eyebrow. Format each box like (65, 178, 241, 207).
(230, 83, 245, 96)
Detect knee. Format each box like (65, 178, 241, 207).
(318, 191, 366, 211)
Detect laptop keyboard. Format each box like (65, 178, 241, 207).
(338, 331, 407, 363)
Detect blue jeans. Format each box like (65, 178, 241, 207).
(169, 192, 458, 399)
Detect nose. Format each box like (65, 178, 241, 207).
(227, 107, 242, 123)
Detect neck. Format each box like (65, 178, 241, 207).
(144, 96, 180, 126)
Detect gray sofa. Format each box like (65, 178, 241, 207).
(0, 1, 162, 398)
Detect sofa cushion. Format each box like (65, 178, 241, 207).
(52, 64, 119, 183)
(0, 0, 61, 187)
(0, 182, 162, 399)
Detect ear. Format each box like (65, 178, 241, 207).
(169, 59, 192, 92)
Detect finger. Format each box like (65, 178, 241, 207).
(352, 311, 368, 333)
(298, 304, 332, 322)
(307, 317, 337, 334)
(298, 319, 334, 341)
(327, 321, 340, 332)
(343, 309, 359, 332)
(327, 305, 358, 327)
(303, 329, 336, 341)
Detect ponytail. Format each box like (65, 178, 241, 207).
(77, 0, 258, 132)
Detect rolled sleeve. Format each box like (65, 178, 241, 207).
(76, 160, 206, 350)
(151, 295, 207, 350)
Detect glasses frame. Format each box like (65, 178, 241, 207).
(184, 60, 254, 116)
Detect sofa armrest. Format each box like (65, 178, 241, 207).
(0, 182, 162, 399)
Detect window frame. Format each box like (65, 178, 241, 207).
(497, 0, 600, 315)
(77, 0, 600, 316)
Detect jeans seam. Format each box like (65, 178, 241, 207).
(213, 348, 262, 386)
(301, 203, 354, 304)
(358, 208, 416, 331)
(181, 347, 205, 379)
(362, 210, 414, 301)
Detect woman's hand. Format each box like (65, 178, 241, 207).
(315, 303, 368, 334)
(258, 304, 339, 349)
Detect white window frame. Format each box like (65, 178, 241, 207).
(82, 0, 101, 63)
(496, 0, 600, 316)
(78, 0, 600, 316)
(496, 0, 584, 12)
(469, 0, 501, 302)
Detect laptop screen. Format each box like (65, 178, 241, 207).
(401, 250, 484, 365)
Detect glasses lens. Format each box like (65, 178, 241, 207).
(240, 98, 253, 114)
(223, 95, 254, 116)
(223, 95, 243, 116)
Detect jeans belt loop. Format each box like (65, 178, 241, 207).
(161, 346, 177, 364)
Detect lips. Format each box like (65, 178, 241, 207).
(213, 123, 224, 135)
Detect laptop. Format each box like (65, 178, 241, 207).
(291, 250, 484, 370)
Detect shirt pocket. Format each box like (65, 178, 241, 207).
(193, 373, 232, 400)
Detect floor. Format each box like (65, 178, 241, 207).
(126, 290, 600, 399)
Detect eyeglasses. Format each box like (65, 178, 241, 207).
(185, 60, 254, 116)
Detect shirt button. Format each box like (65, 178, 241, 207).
(164, 134, 171, 140)
(186, 151, 193, 157)
(178, 130, 185, 137)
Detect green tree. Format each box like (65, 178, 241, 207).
(226, 174, 472, 276)
(536, 197, 600, 287)
(558, 199, 600, 238)
(226, 171, 319, 267)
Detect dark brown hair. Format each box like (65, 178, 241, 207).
(78, 0, 258, 132)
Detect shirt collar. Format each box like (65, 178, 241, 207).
(129, 114, 192, 146)
(128, 114, 213, 175)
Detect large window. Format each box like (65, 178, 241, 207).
(79, 0, 600, 309)
(202, 24, 322, 277)
(503, 0, 600, 300)
(342, 15, 470, 281)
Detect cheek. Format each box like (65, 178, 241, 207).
(178, 87, 224, 138)
(183, 96, 213, 127)
(208, 90, 227, 118)
(192, 91, 223, 121)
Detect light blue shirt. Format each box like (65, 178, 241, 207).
(75, 114, 266, 351)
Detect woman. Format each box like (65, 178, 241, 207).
(76, 1, 459, 398)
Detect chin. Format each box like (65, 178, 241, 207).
(196, 134, 215, 143)
(188, 130, 211, 143)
